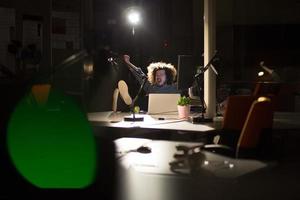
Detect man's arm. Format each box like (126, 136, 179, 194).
(124, 55, 139, 71)
(123, 55, 147, 81)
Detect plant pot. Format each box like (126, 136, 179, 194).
(177, 105, 190, 119)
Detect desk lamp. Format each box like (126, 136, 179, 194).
(189, 52, 218, 123)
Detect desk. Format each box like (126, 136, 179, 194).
(88, 111, 300, 142)
(115, 138, 268, 177)
(115, 138, 274, 200)
(87, 113, 300, 200)
(88, 112, 217, 140)
(88, 111, 300, 130)
(88, 111, 300, 134)
(88, 111, 216, 132)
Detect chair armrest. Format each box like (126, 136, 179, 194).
(202, 144, 235, 157)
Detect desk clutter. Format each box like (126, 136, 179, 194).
(114, 138, 271, 179)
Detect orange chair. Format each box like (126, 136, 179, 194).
(222, 95, 255, 131)
(205, 97, 274, 158)
(236, 97, 274, 157)
(214, 95, 255, 148)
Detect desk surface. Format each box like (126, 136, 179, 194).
(115, 138, 269, 178)
(115, 138, 274, 200)
(88, 111, 216, 132)
(88, 111, 300, 131)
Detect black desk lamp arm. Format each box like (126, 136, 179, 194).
(194, 74, 206, 118)
(130, 77, 147, 119)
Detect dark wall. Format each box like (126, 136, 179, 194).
(231, 24, 300, 81)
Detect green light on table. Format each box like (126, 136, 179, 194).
(7, 88, 96, 188)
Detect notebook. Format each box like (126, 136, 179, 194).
(147, 93, 180, 116)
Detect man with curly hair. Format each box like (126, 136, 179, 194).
(123, 55, 179, 94)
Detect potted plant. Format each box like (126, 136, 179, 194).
(177, 96, 191, 119)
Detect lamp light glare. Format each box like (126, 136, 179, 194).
(84, 63, 93, 75)
(128, 11, 140, 25)
(258, 71, 264, 77)
(204, 160, 209, 165)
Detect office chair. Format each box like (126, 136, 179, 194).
(204, 97, 274, 159)
(214, 95, 255, 147)
(222, 95, 255, 131)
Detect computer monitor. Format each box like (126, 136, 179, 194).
(176, 55, 196, 95)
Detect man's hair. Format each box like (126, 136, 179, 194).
(147, 62, 177, 85)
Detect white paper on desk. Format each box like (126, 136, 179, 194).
(127, 153, 159, 172)
(141, 120, 215, 132)
(149, 114, 179, 120)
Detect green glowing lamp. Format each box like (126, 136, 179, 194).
(7, 85, 96, 188)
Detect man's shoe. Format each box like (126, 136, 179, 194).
(118, 80, 132, 105)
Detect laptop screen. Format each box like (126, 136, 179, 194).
(147, 93, 180, 115)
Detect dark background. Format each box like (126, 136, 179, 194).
(0, 0, 300, 110)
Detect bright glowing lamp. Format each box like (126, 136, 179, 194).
(127, 11, 140, 25)
(258, 71, 264, 77)
(126, 8, 142, 35)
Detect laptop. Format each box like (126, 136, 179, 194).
(147, 93, 180, 117)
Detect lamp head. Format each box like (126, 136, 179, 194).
(127, 10, 141, 26)
(258, 71, 264, 77)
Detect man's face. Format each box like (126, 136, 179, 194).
(155, 69, 167, 86)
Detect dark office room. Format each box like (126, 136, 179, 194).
(1, 0, 300, 199)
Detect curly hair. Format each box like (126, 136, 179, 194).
(147, 62, 177, 85)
